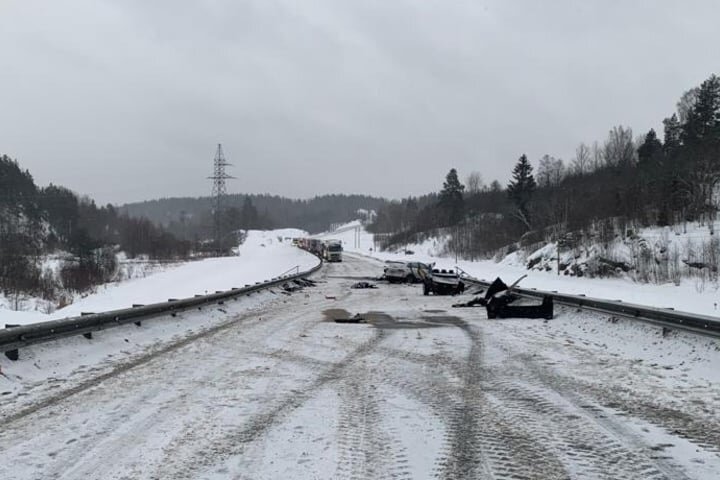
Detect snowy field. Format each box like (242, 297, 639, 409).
(1, 229, 316, 327)
(1, 253, 718, 479)
(316, 221, 720, 318)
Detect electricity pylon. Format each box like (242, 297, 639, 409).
(208, 144, 234, 253)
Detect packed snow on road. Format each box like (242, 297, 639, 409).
(1, 248, 719, 479)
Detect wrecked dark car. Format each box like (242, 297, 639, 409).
(454, 277, 553, 319)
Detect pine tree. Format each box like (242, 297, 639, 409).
(438, 168, 465, 225)
(682, 74, 720, 146)
(507, 154, 536, 229)
(662, 114, 681, 154)
(637, 129, 664, 167)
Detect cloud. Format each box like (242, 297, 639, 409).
(0, 0, 717, 204)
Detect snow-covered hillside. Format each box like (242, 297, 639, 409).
(1, 229, 316, 327)
(317, 221, 720, 318)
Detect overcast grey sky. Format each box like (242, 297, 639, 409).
(0, 1, 717, 205)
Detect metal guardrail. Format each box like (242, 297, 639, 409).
(1, 260, 322, 360)
(460, 274, 720, 338)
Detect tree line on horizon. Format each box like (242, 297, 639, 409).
(120, 193, 389, 238)
(370, 73, 720, 261)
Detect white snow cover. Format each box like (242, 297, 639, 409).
(316, 222, 720, 318)
(1, 229, 316, 327)
(0, 252, 184, 315)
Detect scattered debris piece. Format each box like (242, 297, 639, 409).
(282, 283, 302, 293)
(334, 314, 366, 324)
(351, 281, 378, 289)
(325, 295, 337, 300)
(452, 297, 489, 308)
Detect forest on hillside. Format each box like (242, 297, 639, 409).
(371, 74, 720, 267)
(120, 193, 388, 237)
(0, 157, 191, 306)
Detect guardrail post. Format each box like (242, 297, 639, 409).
(4, 324, 20, 361)
(80, 314, 94, 339)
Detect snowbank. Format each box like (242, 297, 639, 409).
(1, 229, 316, 327)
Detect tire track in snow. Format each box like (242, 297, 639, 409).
(494, 337, 720, 461)
(377, 318, 568, 479)
(0, 305, 269, 427)
(157, 325, 388, 479)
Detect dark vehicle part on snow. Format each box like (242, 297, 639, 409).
(421, 268, 465, 296)
(459, 276, 720, 338)
(452, 276, 552, 318)
(452, 296, 489, 308)
(334, 314, 366, 324)
(452, 277, 517, 308)
(351, 282, 378, 289)
(487, 295, 554, 319)
(483, 277, 553, 319)
(281, 283, 303, 293)
(0, 261, 322, 361)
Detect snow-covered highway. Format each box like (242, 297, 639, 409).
(1, 253, 719, 479)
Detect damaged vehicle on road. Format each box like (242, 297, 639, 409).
(383, 261, 413, 283)
(383, 260, 434, 284)
(453, 276, 553, 319)
(422, 268, 465, 295)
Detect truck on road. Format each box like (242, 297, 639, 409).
(323, 240, 343, 262)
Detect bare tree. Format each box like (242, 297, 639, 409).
(537, 155, 553, 187)
(550, 158, 565, 186)
(592, 141, 604, 170)
(603, 126, 635, 167)
(465, 171, 484, 194)
(537, 155, 565, 187)
(571, 142, 591, 175)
